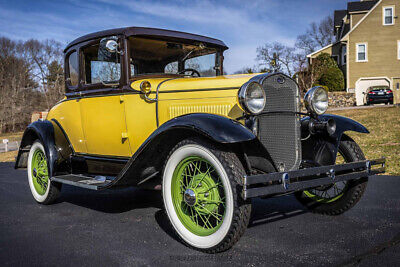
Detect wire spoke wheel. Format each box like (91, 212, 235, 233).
(171, 156, 226, 236)
(31, 148, 49, 196)
(303, 148, 349, 203)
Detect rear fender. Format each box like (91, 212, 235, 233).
(15, 119, 72, 176)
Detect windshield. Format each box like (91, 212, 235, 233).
(128, 37, 219, 77)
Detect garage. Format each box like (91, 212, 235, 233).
(355, 77, 391, 106)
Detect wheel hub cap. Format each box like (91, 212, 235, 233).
(184, 188, 196, 206)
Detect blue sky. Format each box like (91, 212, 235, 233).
(0, 0, 349, 73)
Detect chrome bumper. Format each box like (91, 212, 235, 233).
(242, 158, 386, 200)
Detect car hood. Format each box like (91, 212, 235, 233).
(130, 73, 260, 93)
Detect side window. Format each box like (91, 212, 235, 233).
(67, 51, 79, 87)
(82, 38, 121, 85)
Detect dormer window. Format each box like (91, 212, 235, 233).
(383, 6, 394, 25)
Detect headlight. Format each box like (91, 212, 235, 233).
(238, 82, 266, 114)
(304, 86, 328, 115)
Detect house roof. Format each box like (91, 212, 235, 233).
(347, 0, 378, 13)
(306, 43, 333, 58)
(64, 26, 228, 53)
(341, 0, 381, 41)
(334, 10, 347, 27)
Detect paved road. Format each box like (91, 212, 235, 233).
(0, 162, 399, 266)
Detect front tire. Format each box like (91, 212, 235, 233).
(295, 135, 368, 215)
(162, 138, 251, 253)
(27, 141, 61, 204)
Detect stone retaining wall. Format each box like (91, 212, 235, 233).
(328, 92, 356, 108)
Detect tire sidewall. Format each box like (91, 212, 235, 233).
(28, 141, 51, 203)
(162, 144, 234, 249)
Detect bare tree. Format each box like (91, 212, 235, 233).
(256, 42, 296, 76)
(24, 39, 64, 109)
(0, 36, 63, 133)
(295, 16, 334, 56)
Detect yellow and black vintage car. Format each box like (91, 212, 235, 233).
(15, 27, 385, 253)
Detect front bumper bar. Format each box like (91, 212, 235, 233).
(242, 158, 386, 200)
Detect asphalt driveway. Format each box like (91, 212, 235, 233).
(0, 162, 399, 266)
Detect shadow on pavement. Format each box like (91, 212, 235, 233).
(56, 185, 164, 213)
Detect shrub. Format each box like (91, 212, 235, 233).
(318, 67, 345, 91)
(313, 53, 345, 92)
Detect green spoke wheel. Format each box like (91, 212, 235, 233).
(27, 140, 61, 204)
(171, 156, 226, 236)
(31, 149, 49, 196)
(162, 138, 251, 253)
(295, 134, 368, 215)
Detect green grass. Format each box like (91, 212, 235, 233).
(331, 106, 400, 175)
(0, 131, 23, 142)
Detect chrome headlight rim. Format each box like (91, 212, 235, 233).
(238, 82, 266, 115)
(304, 86, 329, 115)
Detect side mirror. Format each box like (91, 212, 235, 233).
(105, 40, 118, 53)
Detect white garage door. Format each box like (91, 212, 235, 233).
(355, 78, 390, 106)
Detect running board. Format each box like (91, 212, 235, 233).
(50, 174, 114, 190)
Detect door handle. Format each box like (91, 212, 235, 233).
(119, 95, 124, 103)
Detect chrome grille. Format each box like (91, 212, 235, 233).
(258, 74, 301, 171)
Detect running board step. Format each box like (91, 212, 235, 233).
(51, 174, 114, 190)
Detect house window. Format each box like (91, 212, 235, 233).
(356, 43, 367, 62)
(383, 7, 394, 25)
(342, 46, 347, 65)
(398, 40, 400, 60)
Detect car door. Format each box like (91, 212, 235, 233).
(79, 37, 131, 157)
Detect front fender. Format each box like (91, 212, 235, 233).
(319, 114, 369, 139)
(154, 113, 256, 143)
(301, 114, 369, 166)
(108, 113, 256, 188)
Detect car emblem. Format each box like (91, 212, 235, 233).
(277, 76, 285, 84)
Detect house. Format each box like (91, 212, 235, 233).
(308, 0, 400, 105)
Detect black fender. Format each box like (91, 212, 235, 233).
(301, 114, 369, 166)
(109, 113, 257, 187)
(15, 119, 72, 177)
(153, 113, 256, 143)
(318, 114, 369, 138)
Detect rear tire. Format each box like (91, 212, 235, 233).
(162, 138, 251, 253)
(295, 135, 368, 215)
(27, 141, 61, 204)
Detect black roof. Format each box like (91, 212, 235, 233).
(334, 10, 347, 27)
(347, 0, 378, 13)
(64, 27, 228, 53)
